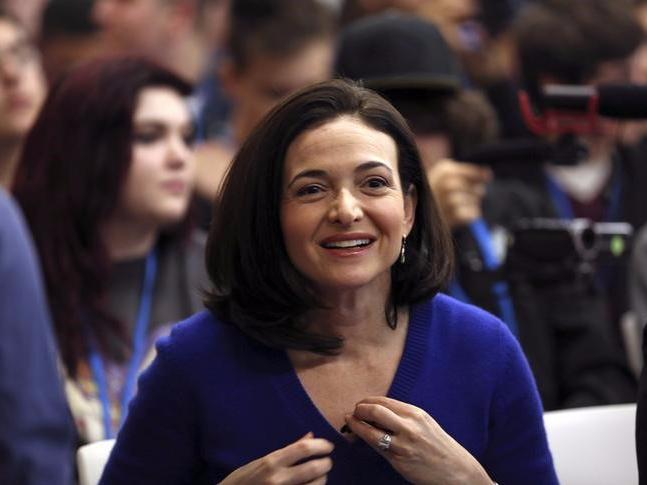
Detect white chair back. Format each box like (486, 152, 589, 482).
(76, 438, 116, 485)
(543, 403, 637, 485)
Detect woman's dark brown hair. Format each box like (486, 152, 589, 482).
(204, 78, 453, 353)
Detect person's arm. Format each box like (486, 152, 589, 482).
(512, 276, 637, 408)
(100, 332, 334, 485)
(0, 189, 75, 485)
(553, 283, 637, 407)
(343, 321, 558, 485)
(99, 334, 205, 485)
(344, 396, 494, 485)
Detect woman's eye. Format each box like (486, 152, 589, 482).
(133, 131, 162, 144)
(296, 184, 324, 196)
(366, 177, 388, 189)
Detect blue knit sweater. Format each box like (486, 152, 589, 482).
(100, 294, 557, 484)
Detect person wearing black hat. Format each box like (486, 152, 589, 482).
(337, 10, 494, 230)
(336, 11, 637, 412)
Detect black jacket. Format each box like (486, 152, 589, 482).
(452, 172, 638, 410)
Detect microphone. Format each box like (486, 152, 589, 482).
(460, 136, 586, 166)
(541, 83, 647, 119)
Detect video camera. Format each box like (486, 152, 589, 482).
(458, 83, 641, 281)
(504, 218, 633, 283)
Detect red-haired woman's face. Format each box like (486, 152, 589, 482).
(113, 86, 195, 228)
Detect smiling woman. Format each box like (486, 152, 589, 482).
(12, 57, 209, 446)
(99, 79, 558, 485)
(280, 116, 416, 297)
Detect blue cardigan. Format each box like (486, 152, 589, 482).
(100, 294, 557, 484)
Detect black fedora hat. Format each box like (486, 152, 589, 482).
(335, 12, 464, 94)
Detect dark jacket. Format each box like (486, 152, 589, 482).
(453, 171, 638, 410)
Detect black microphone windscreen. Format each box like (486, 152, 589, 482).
(462, 139, 554, 165)
(597, 84, 647, 119)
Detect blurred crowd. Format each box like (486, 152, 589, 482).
(3, 0, 647, 482)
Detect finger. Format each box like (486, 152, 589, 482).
(452, 206, 482, 226)
(432, 179, 488, 205)
(355, 396, 420, 416)
(278, 455, 332, 485)
(431, 160, 492, 183)
(303, 476, 328, 485)
(350, 402, 402, 436)
(445, 190, 484, 207)
(438, 174, 489, 194)
(344, 413, 397, 454)
(452, 162, 493, 182)
(271, 434, 334, 468)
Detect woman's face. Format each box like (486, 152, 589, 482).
(114, 86, 195, 228)
(0, 18, 47, 142)
(280, 115, 416, 295)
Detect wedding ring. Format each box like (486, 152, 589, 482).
(377, 432, 392, 451)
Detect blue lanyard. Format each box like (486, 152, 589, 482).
(544, 167, 622, 222)
(87, 248, 157, 439)
(468, 218, 519, 337)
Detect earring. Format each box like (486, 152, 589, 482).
(400, 236, 406, 264)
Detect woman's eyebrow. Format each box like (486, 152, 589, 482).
(354, 160, 393, 174)
(286, 169, 327, 188)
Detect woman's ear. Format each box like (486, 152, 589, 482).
(403, 184, 417, 235)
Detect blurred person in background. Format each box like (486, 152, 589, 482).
(13, 57, 209, 445)
(510, 0, 647, 340)
(0, 7, 46, 189)
(193, 0, 338, 228)
(337, 11, 638, 410)
(339, 0, 531, 141)
(0, 186, 75, 485)
(0, 0, 47, 35)
(340, 0, 425, 25)
(92, 0, 220, 83)
(38, 0, 106, 83)
(92, 0, 232, 141)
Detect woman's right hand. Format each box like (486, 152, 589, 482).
(219, 432, 334, 484)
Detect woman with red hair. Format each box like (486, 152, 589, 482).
(13, 57, 208, 444)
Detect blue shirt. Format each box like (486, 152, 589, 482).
(101, 294, 557, 484)
(0, 189, 75, 485)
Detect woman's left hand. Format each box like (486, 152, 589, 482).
(344, 396, 492, 485)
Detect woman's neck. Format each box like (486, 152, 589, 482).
(101, 219, 159, 262)
(303, 278, 407, 353)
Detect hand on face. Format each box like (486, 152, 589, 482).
(219, 432, 334, 485)
(425, 159, 492, 229)
(343, 396, 492, 485)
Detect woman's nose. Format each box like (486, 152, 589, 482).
(166, 133, 193, 168)
(328, 189, 363, 225)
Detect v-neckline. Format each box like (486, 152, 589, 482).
(271, 300, 431, 449)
